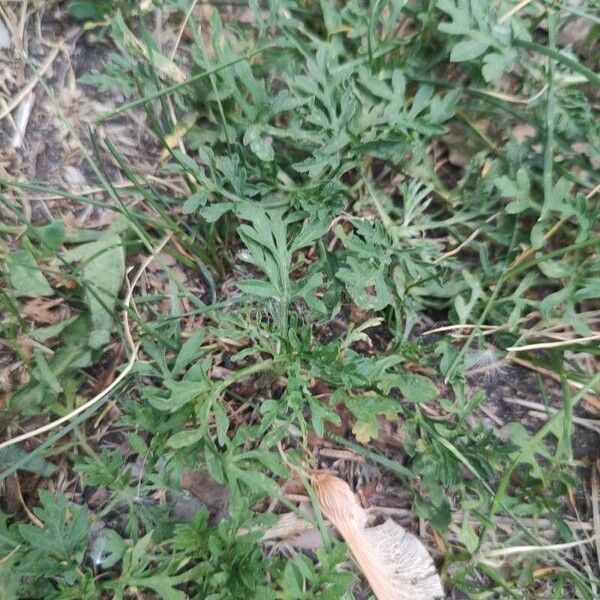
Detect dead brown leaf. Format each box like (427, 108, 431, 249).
(21, 297, 63, 324)
(181, 468, 229, 510)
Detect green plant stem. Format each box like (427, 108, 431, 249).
(214, 360, 274, 397)
(325, 432, 414, 480)
(506, 236, 600, 279)
(514, 38, 600, 87)
(299, 471, 332, 548)
(444, 223, 518, 382)
(558, 358, 573, 463)
(541, 10, 556, 220)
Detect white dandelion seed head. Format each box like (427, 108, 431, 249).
(465, 345, 507, 382)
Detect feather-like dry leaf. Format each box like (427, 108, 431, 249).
(312, 473, 444, 600)
(260, 511, 326, 550)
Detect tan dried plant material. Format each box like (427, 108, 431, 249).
(312, 472, 444, 600)
(260, 511, 326, 551)
(21, 297, 63, 324)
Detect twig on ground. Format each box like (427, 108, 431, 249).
(0, 44, 62, 122)
(169, 0, 198, 60)
(498, 0, 535, 25)
(506, 333, 600, 352)
(591, 464, 600, 572)
(14, 473, 44, 528)
(123, 233, 172, 353)
(434, 226, 483, 264)
(0, 348, 138, 452)
(11, 89, 35, 148)
(474, 85, 548, 105)
(483, 535, 600, 560)
(506, 355, 600, 411)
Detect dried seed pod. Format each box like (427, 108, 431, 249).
(312, 472, 444, 600)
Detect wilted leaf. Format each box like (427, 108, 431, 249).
(352, 420, 378, 444)
(337, 392, 398, 443)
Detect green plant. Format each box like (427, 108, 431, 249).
(1, 0, 599, 597)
